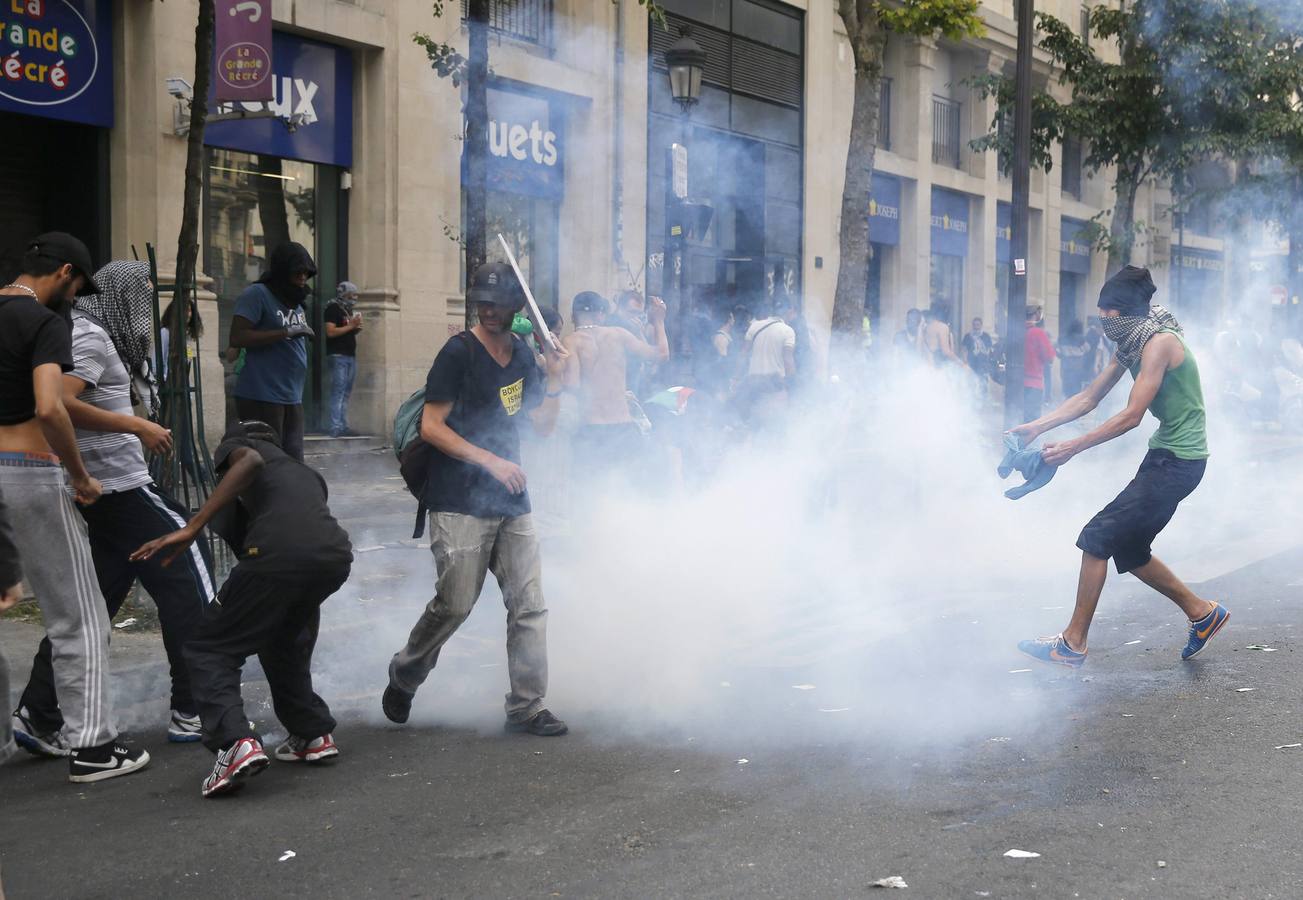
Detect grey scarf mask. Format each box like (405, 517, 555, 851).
(1101, 304, 1182, 369)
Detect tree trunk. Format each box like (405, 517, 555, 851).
(1106, 161, 1142, 275)
(831, 13, 886, 368)
(172, 0, 215, 380)
(464, 0, 490, 330)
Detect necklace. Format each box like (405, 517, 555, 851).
(2, 283, 38, 299)
(577, 325, 599, 330)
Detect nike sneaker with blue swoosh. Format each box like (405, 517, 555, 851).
(1182, 602, 1229, 660)
(1017, 633, 1087, 668)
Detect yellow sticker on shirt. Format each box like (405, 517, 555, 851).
(500, 378, 524, 416)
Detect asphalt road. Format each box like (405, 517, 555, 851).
(2, 447, 1301, 898)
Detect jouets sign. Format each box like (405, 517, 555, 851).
(0, 0, 112, 127)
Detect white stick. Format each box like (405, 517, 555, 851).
(496, 233, 560, 351)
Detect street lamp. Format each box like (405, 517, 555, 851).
(665, 26, 706, 111)
(662, 25, 707, 370)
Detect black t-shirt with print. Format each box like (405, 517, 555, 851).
(0, 296, 74, 425)
(212, 436, 353, 578)
(423, 331, 543, 518)
(324, 301, 357, 357)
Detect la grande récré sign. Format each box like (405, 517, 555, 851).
(0, 0, 112, 127)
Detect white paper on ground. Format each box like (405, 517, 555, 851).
(1003, 849, 1041, 859)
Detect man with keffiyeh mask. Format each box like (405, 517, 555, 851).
(1009, 265, 1229, 669)
(11, 259, 218, 754)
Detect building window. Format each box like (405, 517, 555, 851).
(1061, 134, 1083, 199)
(461, 0, 553, 47)
(648, 0, 804, 317)
(929, 253, 963, 316)
(878, 77, 892, 151)
(932, 95, 962, 168)
(1080, 6, 1091, 46)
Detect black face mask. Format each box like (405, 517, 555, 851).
(276, 281, 309, 307)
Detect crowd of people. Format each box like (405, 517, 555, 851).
(0, 230, 1240, 807)
(890, 299, 1115, 420)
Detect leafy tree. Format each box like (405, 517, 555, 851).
(972, 0, 1299, 275)
(831, 1, 985, 350)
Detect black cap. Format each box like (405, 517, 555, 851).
(28, 232, 99, 296)
(571, 291, 608, 316)
(1098, 265, 1156, 316)
(467, 261, 525, 309)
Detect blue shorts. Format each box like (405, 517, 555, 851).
(1077, 449, 1206, 574)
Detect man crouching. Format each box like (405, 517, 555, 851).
(131, 420, 353, 797)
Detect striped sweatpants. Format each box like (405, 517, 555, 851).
(0, 461, 116, 749)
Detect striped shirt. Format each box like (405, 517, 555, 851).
(70, 313, 151, 493)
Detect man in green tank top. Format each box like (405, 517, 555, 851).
(1009, 266, 1229, 669)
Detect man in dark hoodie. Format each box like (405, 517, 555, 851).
(228, 243, 317, 460)
(1010, 266, 1228, 669)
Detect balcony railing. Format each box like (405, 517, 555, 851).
(931, 95, 962, 168)
(461, 0, 553, 47)
(878, 77, 892, 151)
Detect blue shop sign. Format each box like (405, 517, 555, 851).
(930, 187, 969, 258)
(1172, 245, 1224, 273)
(0, 0, 112, 127)
(996, 201, 1011, 263)
(205, 32, 353, 168)
(1061, 217, 1092, 275)
(868, 172, 901, 246)
(465, 85, 565, 200)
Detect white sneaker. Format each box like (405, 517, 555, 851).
(202, 737, 269, 798)
(11, 706, 71, 758)
(68, 742, 151, 783)
(167, 709, 203, 743)
(274, 733, 339, 763)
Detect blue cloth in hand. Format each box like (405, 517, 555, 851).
(998, 432, 1058, 500)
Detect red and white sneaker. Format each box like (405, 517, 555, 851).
(202, 737, 270, 798)
(274, 733, 339, 764)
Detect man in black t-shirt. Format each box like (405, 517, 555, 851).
(323, 280, 363, 437)
(2, 232, 151, 783)
(384, 261, 570, 737)
(131, 419, 353, 797)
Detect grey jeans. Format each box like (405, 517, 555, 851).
(1, 646, 14, 764)
(390, 512, 548, 722)
(0, 462, 116, 749)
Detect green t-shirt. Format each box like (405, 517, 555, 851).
(1128, 329, 1208, 460)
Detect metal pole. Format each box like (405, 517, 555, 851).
(1175, 170, 1184, 315)
(1005, 0, 1034, 429)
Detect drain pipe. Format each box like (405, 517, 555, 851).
(612, 0, 626, 280)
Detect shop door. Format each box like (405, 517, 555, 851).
(204, 149, 341, 430)
(0, 112, 108, 275)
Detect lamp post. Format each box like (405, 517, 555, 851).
(663, 26, 706, 366)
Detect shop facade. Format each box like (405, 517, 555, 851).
(0, 0, 113, 272)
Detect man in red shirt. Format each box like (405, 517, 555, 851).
(1023, 305, 1056, 422)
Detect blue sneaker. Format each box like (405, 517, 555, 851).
(1017, 634, 1087, 669)
(1182, 602, 1229, 660)
(167, 709, 203, 743)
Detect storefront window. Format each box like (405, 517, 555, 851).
(930, 253, 964, 321)
(481, 189, 559, 311)
(205, 148, 318, 342)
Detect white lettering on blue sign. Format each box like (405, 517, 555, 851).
(488, 116, 558, 167)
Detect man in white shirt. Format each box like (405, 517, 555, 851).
(738, 298, 797, 428)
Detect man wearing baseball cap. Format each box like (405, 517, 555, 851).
(0, 232, 150, 782)
(383, 261, 571, 737)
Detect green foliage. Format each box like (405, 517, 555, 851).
(971, 0, 1303, 260)
(877, 0, 985, 42)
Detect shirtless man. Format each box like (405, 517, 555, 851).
(917, 300, 965, 368)
(562, 291, 668, 482)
